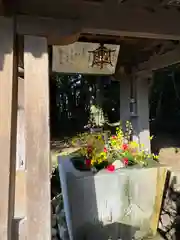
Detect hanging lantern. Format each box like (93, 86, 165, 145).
(88, 43, 115, 69)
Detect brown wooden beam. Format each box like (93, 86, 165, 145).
(0, 0, 4, 14)
(17, 15, 80, 45)
(0, 17, 18, 240)
(16, 5, 180, 41)
(24, 35, 51, 240)
(135, 45, 180, 76)
(82, 6, 180, 40)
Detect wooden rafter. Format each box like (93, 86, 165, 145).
(135, 45, 180, 76)
(161, 0, 180, 7)
(16, 5, 180, 41)
(16, 16, 81, 45)
(0, 0, 4, 13)
(82, 5, 180, 39)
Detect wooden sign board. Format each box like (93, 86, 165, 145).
(52, 42, 120, 75)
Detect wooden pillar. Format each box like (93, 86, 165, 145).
(132, 77, 151, 151)
(14, 78, 26, 224)
(120, 77, 130, 124)
(0, 17, 18, 240)
(24, 36, 51, 239)
(16, 77, 25, 170)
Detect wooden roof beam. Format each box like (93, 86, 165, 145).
(134, 45, 180, 77)
(16, 6, 180, 42)
(81, 5, 180, 40)
(0, 0, 4, 14)
(16, 16, 81, 45)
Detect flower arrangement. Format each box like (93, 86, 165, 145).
(72, 132, 109, 171)
(71, 121, 159, 172)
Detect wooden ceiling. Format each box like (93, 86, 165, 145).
(78, 33, 180, 73)
(3, 0, 180, 41)
(2, 0, 180, 74)
(12, 0, 180, 16)
(2, 0, 180, 19)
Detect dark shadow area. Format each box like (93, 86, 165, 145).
(75, 222, 140, 240)
(0, 18, 15, 71)
(149, 68, 180, 155)
(151, 133, 180, 156)
(50, 74, 120, 140)
(51, 167, 61, 198)
(23, 35, 48, 58)
(12, 218, 26, 240)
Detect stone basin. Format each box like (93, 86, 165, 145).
(58, 155, 167, 240)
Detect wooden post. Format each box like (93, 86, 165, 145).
(24, 36, 51, 240)
(132, 77, 151, 151)
(16, 77, 25, 170)
(0, 17, 18, 240)
(120, 77, 130, 125)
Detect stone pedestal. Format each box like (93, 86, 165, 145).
(58, 155, 167, 240)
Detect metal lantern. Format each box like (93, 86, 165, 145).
(88, 43, 115, 69)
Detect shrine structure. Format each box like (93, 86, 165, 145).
(1, 0, 180, 239)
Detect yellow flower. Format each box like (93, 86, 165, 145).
(140, 143, 145, 149)
(153, 154, 159, 160)
(149, 135, 154, 141)
(130, 141, 138, 148)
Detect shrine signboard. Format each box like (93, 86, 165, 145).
(52, 42, 120, 75)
